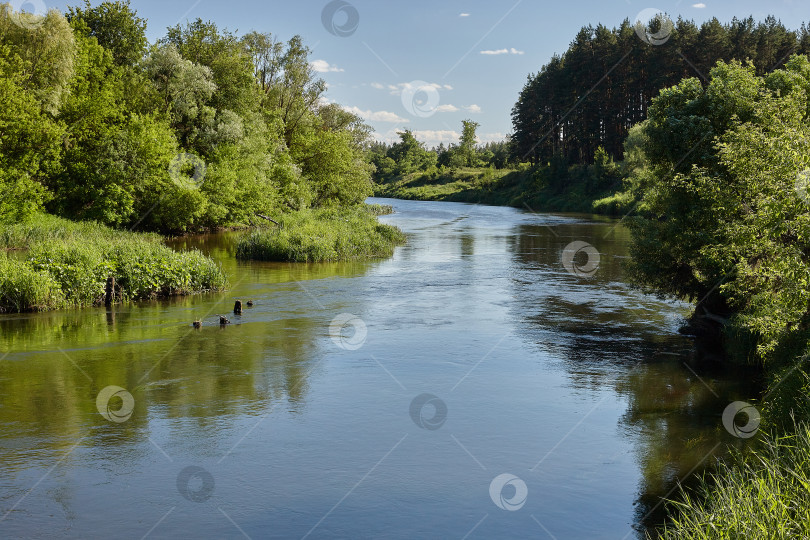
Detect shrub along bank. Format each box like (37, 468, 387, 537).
(0, 214, 226, 312)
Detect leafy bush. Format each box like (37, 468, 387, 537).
(236, 206, 406, 262)
(0, 214, 226, 311)
(0, 255, 65, 312)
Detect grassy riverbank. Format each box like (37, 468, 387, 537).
(660, 423, 810, 539)
(373, 161, 625, 215)
(0, 214, 227, 312)
(236, 205, 406, 262)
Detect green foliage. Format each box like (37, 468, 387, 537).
(459, 120, 480, 167)
(143, 43, 218, 151)
(512, 15, 807, 168)
(657, 423, 810, 539)
(0, 4, 76, 114)
(379, 130, 437, 177)
(0, 47, 63, 223)
(369, 123, 517, 186)
(0, 214, 226, 312)
(627, 56, 810, 359)
(376, 145, 623, 215)
(0, 254, 65, 312)
(622, 54, 810, 537)
(67, 1, 147, 66)
(0, 3, 374, 235)
(235, 206, 406, 262)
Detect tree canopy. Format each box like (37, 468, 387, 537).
(626, 55, 810, 359)
(511, 15, 810, 166)
(0, 2, 373, 233)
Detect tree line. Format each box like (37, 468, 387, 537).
(369, 121, 516, 181)
(511, 15, 810, 166)
(0, 1, 373, 233)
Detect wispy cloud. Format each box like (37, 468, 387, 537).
(311, 59, 344, 73)
(344, 106, 409, 123)
(436, 104, 459, 113)
(459, 13, 470, 17)
(464, 104, 482, 113)
(413, 130, 461, 145)
(480, 47, 524, 55)
(692, 2, 706, 8)
(379, 81, 453, 96)
(480, 132, 507, 142)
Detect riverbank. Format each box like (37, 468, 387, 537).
(659, 422, 810, 539)
(373, 164, 626, 216)
(0, 214, 227, 312)
(236, 205, 406, 262)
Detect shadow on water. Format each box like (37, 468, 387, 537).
(509, 218, 763, 538)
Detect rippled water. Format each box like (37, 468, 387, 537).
(0, 198, 760, 539)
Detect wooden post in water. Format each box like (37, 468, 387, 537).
(105, 276, 115, 306)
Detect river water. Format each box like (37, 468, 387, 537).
(0, 198, 759, 539)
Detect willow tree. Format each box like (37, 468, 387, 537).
(0, 4, 75, 114)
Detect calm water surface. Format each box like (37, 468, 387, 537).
(0, 198, 759, 539)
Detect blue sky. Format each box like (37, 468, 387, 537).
(38, 0, 810, 146)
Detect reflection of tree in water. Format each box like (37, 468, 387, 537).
(507, 220, 762, 537)
(0, 230, 377, 526)
(0, 311, 325, 468)
(616, 357, 761, 537)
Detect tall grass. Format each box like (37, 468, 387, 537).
(365, 203, 395, 216)
(236, 206, 406, 262)
(656, 422, 810, 539)
(0, 214, 227, 312)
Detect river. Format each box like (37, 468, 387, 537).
(0, 198, 760, 539)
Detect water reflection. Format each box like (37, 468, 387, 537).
(508, 218, 761, 537)
(0, 232, 380, 531)
(0, 200, 762, 538)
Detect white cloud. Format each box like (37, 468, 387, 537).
(344, 106, 409, 123)
(413, 130, 461, 145)
(428, 104, 482, 114)
(372, 129, 404, 143)
(370, 82, 385, 89)
(480, 132, 507, 143)
(692, 2, 706, 7)
(480, 48, 524, 55)
(311, 59, 344, 73)
(387, 81, 453, 96)
(436, 104, 459, 113)
(481, 48, 509, 55)
(459, 13, 470, 17)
